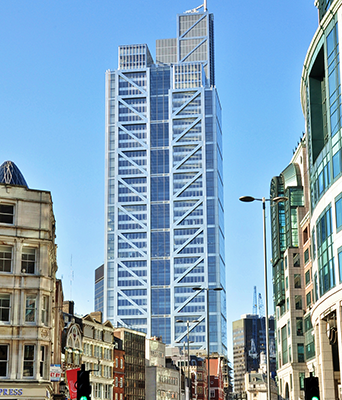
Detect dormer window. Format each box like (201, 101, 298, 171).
(0, 204, 14, 224)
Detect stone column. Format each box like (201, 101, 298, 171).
(337, 303, 342, 391)
(318, 317, 335, 399)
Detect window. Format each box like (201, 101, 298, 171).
(0, 345, 8, 377)
(39, 346, 47, 378)
(41, 296, 48, 326)
(95, 383, 102, 398)
(0, 294, 10, 322)
(295, 295, 302, 310)
(21, 247, 36, 274)
(0, 204, 14, 224)
(294, 274, 301, 288)
(120, 377, 123, 388)
(0, 246, 12, 273)
(336, 195, 342, 231)
(296, 318, 303, 336)
(305, 269, 311, 286)
(306, 291, 312, 308)
(115, 357, 118, 368)
(104, 385, 110, 399)
(293, 253, 300, 267)
(304, 249, 309, 264)
(339, 247, 342, 283)
(120, 358, 123, 369)
(281, 325, 288, 365)
(299, 372, 305, 390)
(25, 295, 37, 323)
(297, 343, 305, 362)
(23, 345, 35, 377)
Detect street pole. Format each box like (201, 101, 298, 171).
(240, 195, 288, 400)
(206, 289, 210, 400)
(262, 198, 271, 400)
(187, 320, 191, 400)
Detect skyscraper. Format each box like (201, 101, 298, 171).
(232, 314, 275, 396)
(102, 4, 226, 355)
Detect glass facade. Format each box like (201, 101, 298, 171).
(103, 9, 226, 355)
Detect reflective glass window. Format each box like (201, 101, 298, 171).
(151, 204, 170, 229)
(151, 177, 169, 201)
(335, 194, 342, 230)
(151, 231, 170, 257)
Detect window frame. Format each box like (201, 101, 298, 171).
(0, 204, 14, 225)
(297, 343, 305, 362)
(21, 247, 36, 274)
(335, 193, 342, 232)
(294, 274, 302, 288)
(25, 295, 37, 323)
(39, 345, 47, 379)
(0, 344, 9, 377)
(0, 293, 10, 323)
(0, 245, 13, 273)
(23, 344, 35, 377)
(41, 295, 49, 326)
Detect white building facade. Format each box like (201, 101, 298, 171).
(0, 160, 59, 400)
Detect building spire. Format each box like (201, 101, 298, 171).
(185, 2, 208, 13)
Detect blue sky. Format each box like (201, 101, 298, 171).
(0, 0, 318, 358)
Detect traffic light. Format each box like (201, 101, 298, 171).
(304, 376, 319, 400)
(77, 366, 91, 400)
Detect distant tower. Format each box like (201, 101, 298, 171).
(232, 314, 275, 395)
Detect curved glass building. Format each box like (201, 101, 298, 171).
(271, 1, 342, 399)
(301, 1, 342, 398)
(102, 6, 227, 356)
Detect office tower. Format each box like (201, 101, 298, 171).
(232, 314, 275, 396)
(270, 0, 342, 398)
(103, 5, 226, 355)
(270, 137, 312, 400)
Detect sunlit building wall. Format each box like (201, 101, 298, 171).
(300, 0, 342, 397)
(270, 137, 313, 400)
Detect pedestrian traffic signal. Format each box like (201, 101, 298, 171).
(304, 376, 319, 400)
(77, 367, 91, 400)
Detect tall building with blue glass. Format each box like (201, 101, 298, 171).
(101, 4, 227, 355)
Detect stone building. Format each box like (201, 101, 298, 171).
(82, 313, 114, 400)
(0, 160, 60, 400)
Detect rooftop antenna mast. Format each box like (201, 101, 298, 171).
(185, 2, 208, 13)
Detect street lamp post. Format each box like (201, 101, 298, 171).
(239, 195, 287, 400)
(177, 319, 197, 400)
(192, 286, 222, 400)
